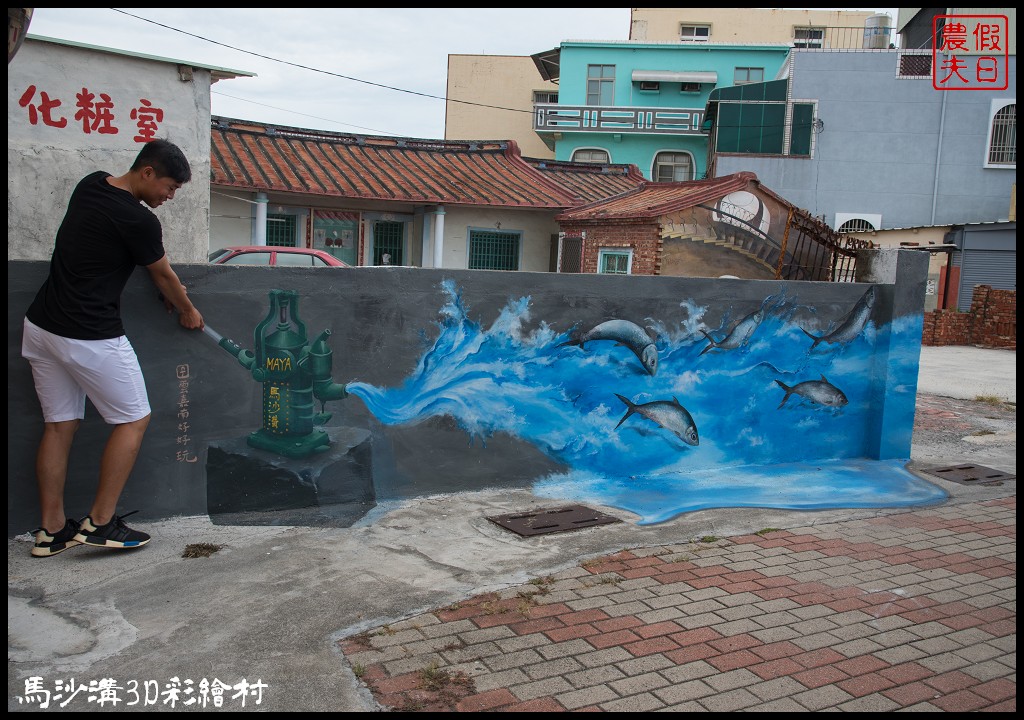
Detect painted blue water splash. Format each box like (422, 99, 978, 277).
(346, 279, 947, 524)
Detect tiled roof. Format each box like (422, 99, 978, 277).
(210, 117, 578, 209)
(523, 158, 647, 205)
(556, 171, 791, 221)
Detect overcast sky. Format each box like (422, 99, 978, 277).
(24, 8, 893, 141)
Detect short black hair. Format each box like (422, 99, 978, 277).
(131, 139, 192, 184)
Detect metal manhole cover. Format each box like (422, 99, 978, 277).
(924, 464, 1015, 486)
(487, 504, 622, 537)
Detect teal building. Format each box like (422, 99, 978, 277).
(533, 41, 791, 181)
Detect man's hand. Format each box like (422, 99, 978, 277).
(158, 292, 176, 314)
(178, 307, 204, 330)
(146, 256, 204, 331)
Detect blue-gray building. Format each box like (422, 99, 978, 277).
(704, 48, 1016, 232)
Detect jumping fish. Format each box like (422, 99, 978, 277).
(614, 394, 699, 446)
(700, 307, 764, 356)
(775, 375, 848, 409)
(560, 319, 658, 376)
(801, 286, 876, 350)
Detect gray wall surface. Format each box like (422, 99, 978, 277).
(7, 37, 214, 263)
(8, 254, 928, 537)
(715, 51, 1017, 229)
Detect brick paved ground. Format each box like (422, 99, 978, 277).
(340, 496, 1015, 712)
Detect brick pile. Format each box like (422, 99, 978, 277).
(922, 285, 1016, 350)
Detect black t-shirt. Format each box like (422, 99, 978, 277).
(26, 171, 166, 340)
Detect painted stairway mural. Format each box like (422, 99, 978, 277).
(5, 252, 947, 535)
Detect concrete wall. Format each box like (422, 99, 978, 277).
(630, 8, 876, 44)
(446, 55, 557, 159)
(7, 37, 214, 263)
(8, 251, 936, 536)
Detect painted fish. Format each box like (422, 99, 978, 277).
(775, 375, 848, 409)
(700, 307, 764, 355)
(614, 394, 699, 446)
(561, 319, 658, 376)
(801, 286, 876, 350)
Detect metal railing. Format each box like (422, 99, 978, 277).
(534, 104, 705, 136)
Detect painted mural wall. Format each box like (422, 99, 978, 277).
(6, 251, 945, 537)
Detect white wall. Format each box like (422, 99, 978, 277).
(441, 207, 559, 271)
(7, 37, 213, 263)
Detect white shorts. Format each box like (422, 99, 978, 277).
(21, 318, 151, 425)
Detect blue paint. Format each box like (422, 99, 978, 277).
(346, 280, 947, 524)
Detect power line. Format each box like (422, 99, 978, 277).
(211, 89, 398, 135)
(113, 9, 532, 116)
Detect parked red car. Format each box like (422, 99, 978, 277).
(209, 246, 352, 267)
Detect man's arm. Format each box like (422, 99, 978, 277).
(145, 255, 204, 330)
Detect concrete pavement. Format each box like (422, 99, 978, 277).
(8, 346, 1015, 712)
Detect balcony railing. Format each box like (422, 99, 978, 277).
(792, 24, 894, 50)
(533, 104, 705, 136)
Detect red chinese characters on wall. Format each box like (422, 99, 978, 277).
(17, 84, 166, 140)
(933, 15, 1010, 90)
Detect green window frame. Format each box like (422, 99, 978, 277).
(266, 213, 297, 247)
(468, 229, 520, 271)
(715, 102, 786, 154)
(790, 103, 815, 157)
(598, 249, 632, 275)
(372, 221, 404, 265)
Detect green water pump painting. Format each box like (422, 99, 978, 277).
(214, 289, 348, 458)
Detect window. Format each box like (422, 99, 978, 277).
(680, 82, 702, 93)
(837, 219, 876, 233)
(372, 221, 404, 265)
(986, 101, 1016, 167)
(734, 67, 764, 85)
(572, 149, 610, 164)
(898, 53, 932, 78)
(222, 251, 272, 266)
(275, 252, 323, 267)
(533, 91, 558, 104)
(713, 102, 787, 154)
(586, 64, 615, 106)
(680, 24, 710, 42)
(638, 81, 660, 92)
(598, 249, 632, 274)
(654, 152, 694, 182)
(266, 214, 297, 247)
(835, 213, 881, 233)
(469, 230, 520, 270)
(793, 26, 824, 49)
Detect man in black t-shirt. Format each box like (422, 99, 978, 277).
(21, 139, 205, 557)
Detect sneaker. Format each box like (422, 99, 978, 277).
(73, 511, 151, 550)
(32, 518, 82, 557)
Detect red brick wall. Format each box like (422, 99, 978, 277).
(922, 285, 1016, 349)
(561, 221, 663, 275)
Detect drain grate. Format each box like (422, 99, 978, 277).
(487, 504, 622, 537)
(924, 464, 1015, 486)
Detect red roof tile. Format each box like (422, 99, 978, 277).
(556, 172, 786, 222)
(523, 158, 647, 205)
(210, 117, 578, 209)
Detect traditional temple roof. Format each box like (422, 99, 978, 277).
(210, 117, 577, 209)
(523, 158, 647, 205)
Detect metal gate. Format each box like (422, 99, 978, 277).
(557, 233, 584, 273)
